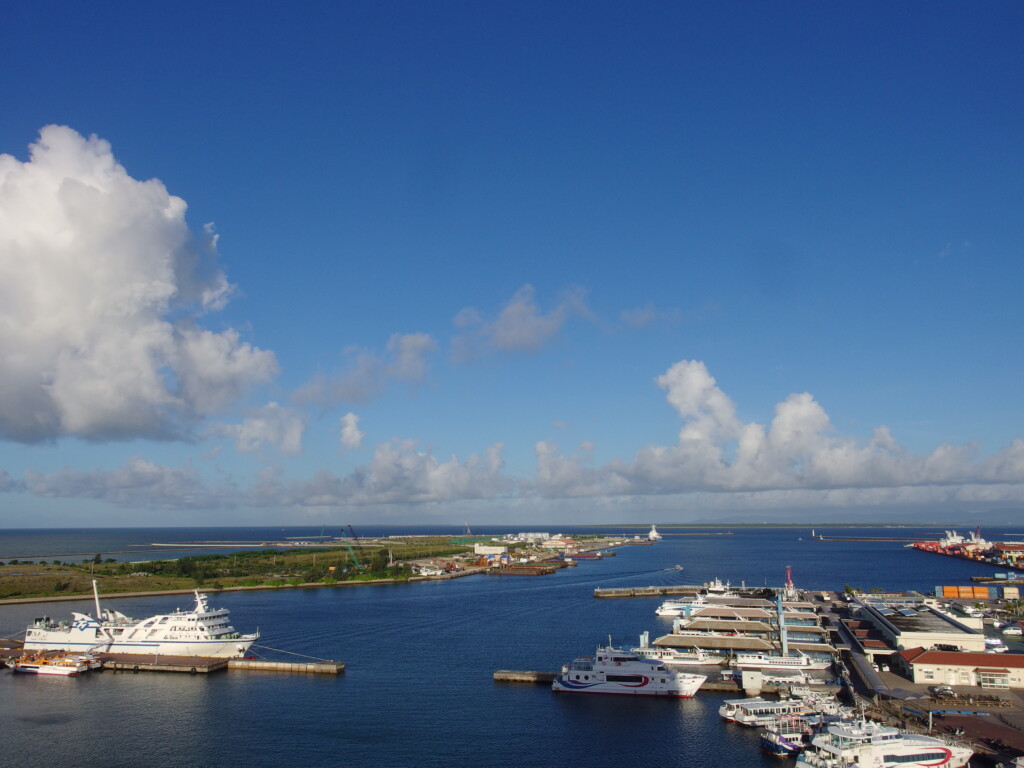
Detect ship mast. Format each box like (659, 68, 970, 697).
(92, 579, 102, 618)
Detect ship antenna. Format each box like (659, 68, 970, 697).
(92, 579, 102, 618)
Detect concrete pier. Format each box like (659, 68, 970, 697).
(228, 659, 344, 674)
(100, 653, 228, 673)
(594, 586, 702, 598)
(493, 670, 557, 683)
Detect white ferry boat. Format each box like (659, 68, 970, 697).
(796, 717, 973, 768)
(632, 631, 724, 667)
(655, 594, 709, 617)
(730, 650, 832, 671)
(10, 651, 102, 676)
(634, 645, 724, 667)
(720, 696, 812, 726)
(24, 581, 258, 658)
(720, 668, 809, 686)
(552, 643, 706, 697)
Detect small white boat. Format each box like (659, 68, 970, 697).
(761, 715, 818, 757)
(795, 716, 973, 768)
(704, 577, 736, 596)
(720, 697, 812, 727)
(552, 643, 706, 697)
(10, 651, 102, 676)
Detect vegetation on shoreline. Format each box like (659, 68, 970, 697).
(0, 537, 479, 600)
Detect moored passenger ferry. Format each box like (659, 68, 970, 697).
(552, 643, 705, 697)
(796, 718, 973, 768)
(24, 581, 258, 658)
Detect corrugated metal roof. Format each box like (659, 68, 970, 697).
(899, 648, 1024, 669)
(680, 619, 774, 633)
(653, 634, 772, 651)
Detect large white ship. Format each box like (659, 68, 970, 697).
(552, 643, 706, 697)
(24, 582, 258, 658)
(796, 718, 973, 768)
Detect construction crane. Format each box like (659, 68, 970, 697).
(341, 528, 361, 570)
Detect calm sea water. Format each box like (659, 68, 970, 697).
(1, 526, 1020, 768)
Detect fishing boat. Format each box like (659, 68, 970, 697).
(10, 651, 102, 676)
(552, 643, 706, 697)
(795, 717, 973, 768)
(719, 696, 813, 727)
(24, 580, 258, 658)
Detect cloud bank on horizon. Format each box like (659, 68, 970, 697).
(1, 126, 1022, 520)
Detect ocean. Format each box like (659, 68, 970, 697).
(0, 525, 1019, 768)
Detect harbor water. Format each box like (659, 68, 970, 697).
(1, 526, 1021, 768)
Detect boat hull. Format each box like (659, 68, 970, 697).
(12, 664, 85, 676)
(551, 679, 702, 697)
(23, 635, 256, 658)
(24, 587, 258, 659)
(552, 643, 706, 698)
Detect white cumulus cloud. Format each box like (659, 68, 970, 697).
(293, 332, 436, 405)
(24, 457, 229, 509)
(534, 359, 1024, 500)
(0, 126, 276, 443)
(452, 284, 590, 360)
(340, 412, 364, 450)
(217, 402, 305, 455)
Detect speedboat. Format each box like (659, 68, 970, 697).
(552, 643, 706, 697)
(796, 717, 973, 767)
(24, 580, 258, 658)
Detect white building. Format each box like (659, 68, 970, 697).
(895, 648, 1024, 690)
(474, 544, 508, 555)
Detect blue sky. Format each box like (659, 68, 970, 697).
(2, 1, 1023, 526)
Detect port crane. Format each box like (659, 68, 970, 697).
(341, 527, 362, 570)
